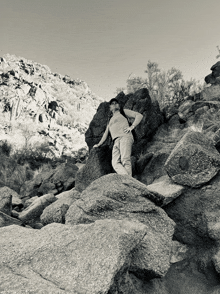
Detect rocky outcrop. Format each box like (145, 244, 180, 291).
(164, 172, 220, 245)
(136, 120, 188, 185)
(67, 174, 173, 225)
(143, 171, 220, 293)
(3, 58, 220, 293)
(0, 54, 103, 158)
(85, 100, 112, 150)
(0, 219, 171, 294)
(145, 246, 220, 294)
(66, 173, 175, 280)
(165, 131, 220, 187)
(40, 189, 81, 225)
(0, 54, 103, 127)
(75, 146, 113, 192)
(85, 88, 164, 155)
(80, 88, 164, 186)
(205, 61, 220, 85)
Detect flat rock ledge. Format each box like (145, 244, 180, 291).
(146, 175, 185, 206)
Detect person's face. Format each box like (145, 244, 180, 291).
(110, 101, 120, 112)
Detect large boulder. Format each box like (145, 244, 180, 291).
(164, 172, 220, 245)
(75, 146, 113, 192)
(85, 88, 164, 155)
(67, 174, 173, 222)
(138, 122, 188, 186)
(144, 246, 220, 294)
(18, 193, 56, 224)
(40, 189, 81, 225)
(66, 174, 175, 278)
(177, 99, 220, 123)
(165, 130, 220, 187)
(85, 100, 112, 150)
(0, 219, 169, 293)
(123, 89, 164, 152)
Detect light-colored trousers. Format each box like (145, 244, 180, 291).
(112, 136, 134, 176)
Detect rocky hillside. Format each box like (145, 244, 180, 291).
(2, 61, 220, 293)
(0, 54, 103, 156)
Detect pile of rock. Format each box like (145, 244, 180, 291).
(0, 171, 176, 293)
(3, 61, 220, 293)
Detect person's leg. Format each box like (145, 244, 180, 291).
(112, 138, 128, 175)
(119, 136, 134, 176)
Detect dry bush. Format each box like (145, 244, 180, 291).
(0, 153, 34, 193)
(125, 61, 205, 110)
(0, 139, 55, 193)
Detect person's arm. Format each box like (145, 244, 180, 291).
(123, 109, 143, 133)
(93, 124, 110, 148)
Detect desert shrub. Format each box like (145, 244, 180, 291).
(0, 156, 35, 193)
(32, 162, 54, 180)
(13, 143, 55, 169)
(0, 142, 56, 192)
(124, 60, 205, 109)
(0, 140, 12, 156)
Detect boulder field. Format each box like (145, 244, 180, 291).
(2, 61, 220, 293)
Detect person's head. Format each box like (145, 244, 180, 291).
(109, 98, 120, 113)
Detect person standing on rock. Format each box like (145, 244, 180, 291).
(93, 98, 143, 176)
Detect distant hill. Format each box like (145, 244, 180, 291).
(0, 54, 103, 130)
(0, 54, 104, 157)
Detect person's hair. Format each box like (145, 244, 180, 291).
(109, 98, 119, 105)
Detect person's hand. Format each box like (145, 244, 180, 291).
(124, 126, 133, 133)
(93, 144, 100, 148)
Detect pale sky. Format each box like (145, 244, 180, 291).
(1, 0, 220, 100)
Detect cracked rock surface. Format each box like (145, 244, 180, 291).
(165, 131, 220, 187)
(0, 219, 165, 294)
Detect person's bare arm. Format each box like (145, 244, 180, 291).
(93, 124, 110, 148)
(123, 109, 143, 133)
